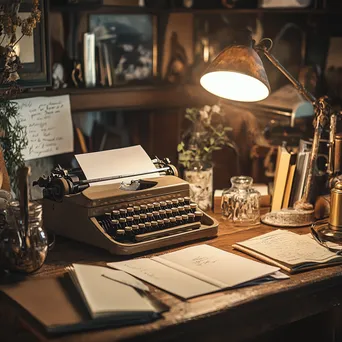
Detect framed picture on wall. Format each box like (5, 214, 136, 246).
(10, 0, 51, 88)
(88, 13, 157, 86)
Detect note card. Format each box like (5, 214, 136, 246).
(14, 95, 73, 160)
(75, 145, 159, 186)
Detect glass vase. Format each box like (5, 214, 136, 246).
(183, 161, 213, 211)
(221, 176, 260, 226)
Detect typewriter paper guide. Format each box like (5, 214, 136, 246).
(76, 145, 159, 186)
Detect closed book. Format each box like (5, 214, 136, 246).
(282, 153, 297, 209)
(271, 146, 292, 211)
(289, 151, 311, 207)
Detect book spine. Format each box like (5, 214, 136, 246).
(84, 33, 96, 88)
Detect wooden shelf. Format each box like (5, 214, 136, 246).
(50, 5, 338, 15)
(18, 85, 217, 112)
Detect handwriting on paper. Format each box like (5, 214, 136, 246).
(13, 95, 73, 160)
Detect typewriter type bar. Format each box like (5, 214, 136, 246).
(43, 175, 218, 255)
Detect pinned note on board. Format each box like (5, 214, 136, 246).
(13, 95, 74, 161)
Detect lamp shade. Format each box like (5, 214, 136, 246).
(200, 45, 271, 102)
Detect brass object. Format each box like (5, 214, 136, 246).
(328, 181, 342, 230)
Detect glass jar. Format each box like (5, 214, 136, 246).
(183, 160, 213, 211)
(221, 176, 260, 226)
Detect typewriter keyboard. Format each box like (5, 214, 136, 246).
(96, 197, 205, 243)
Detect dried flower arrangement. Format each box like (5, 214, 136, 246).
(0, 0, 41, 191)
(177, 104, 237, 170)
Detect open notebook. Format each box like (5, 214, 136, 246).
(67, 264, 163, 320)
(233, 229, 342, 273)
(108, 245, 288, 299)
(1, 265, 167, 335)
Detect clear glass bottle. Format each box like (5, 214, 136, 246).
(221, 176, 260, 226)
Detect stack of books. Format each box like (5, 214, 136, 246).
(271, 144, 311, 211)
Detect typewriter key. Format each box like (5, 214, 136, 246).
(166, 200, 173, 209)
(146, 212, 153, 222)
(133, 215, 140, 225)
(145, 221, 152, 232)
(184, 196, 191, 205)
(124, 226, 133, 239)
(112, 210, 120, 220)
(184, 205, 191, 213)
(190, 203, 197, 213)
(178, 198, 185, 206)
(188, 213, 195, 222)
(194, 211, 203, 222)
(171, 207, 179, 216)
(119, 218, 127, 229)
(160, 201, 167, 210)
(140, 204, 148, 214)
(157, 219, 164, 229)
(104, 212, 112, 218)
(159, 210, 167, 219)
(111, 219, 120, 231)
(138, 223, 146, 233)
(126, 216, 134, 226)
(127, 207, 134, 216)
(178, 206, 186, 215)
(120, 208, 127, 217)
(115, 229, 125, 242)
(153, 202, 161, 210)
(133, 205, 140, 214)
(147, 203, 154, 212)
(175, 216, 183, 225)
(172, 199, 179, 207)
(166, 209, 173, 218)
(152, 211, 160, 221)
(170, 217, 177, 227)
(163, 218, 170, 228)
(182, 214, 188, 224)
(151, 221, 158, 231)
(132, 225, 139, 235)
(140, 213, 147, 223)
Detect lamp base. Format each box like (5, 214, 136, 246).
(314, 223, 342, 244)
(261, 208, 314, 227)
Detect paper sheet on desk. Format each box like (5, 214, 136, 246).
(75, 145, 159, 186)
(13, 95, 73, 160)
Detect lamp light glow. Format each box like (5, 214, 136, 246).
(200, 44, 271, 102)
(200, 71, 270, 102)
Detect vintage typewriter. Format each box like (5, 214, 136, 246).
(34, 157, 218, 255)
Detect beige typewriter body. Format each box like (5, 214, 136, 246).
(43, 176, 218, 255)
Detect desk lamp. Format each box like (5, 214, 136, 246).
(200, 30, 338, 227)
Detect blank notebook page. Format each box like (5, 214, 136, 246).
(71, 264, 156, 318)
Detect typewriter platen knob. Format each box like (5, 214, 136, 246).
(50, 178, 72, 201)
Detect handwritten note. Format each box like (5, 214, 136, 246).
(236, 230, 339, 265)
(13, 95, 73, 160)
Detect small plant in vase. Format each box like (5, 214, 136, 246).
(177, 104, 237, 210)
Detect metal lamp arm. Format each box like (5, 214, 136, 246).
(255, 39, 334, 209)
(254, 42, 316, 104)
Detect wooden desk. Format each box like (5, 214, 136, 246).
(1, 213, 342, 342)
